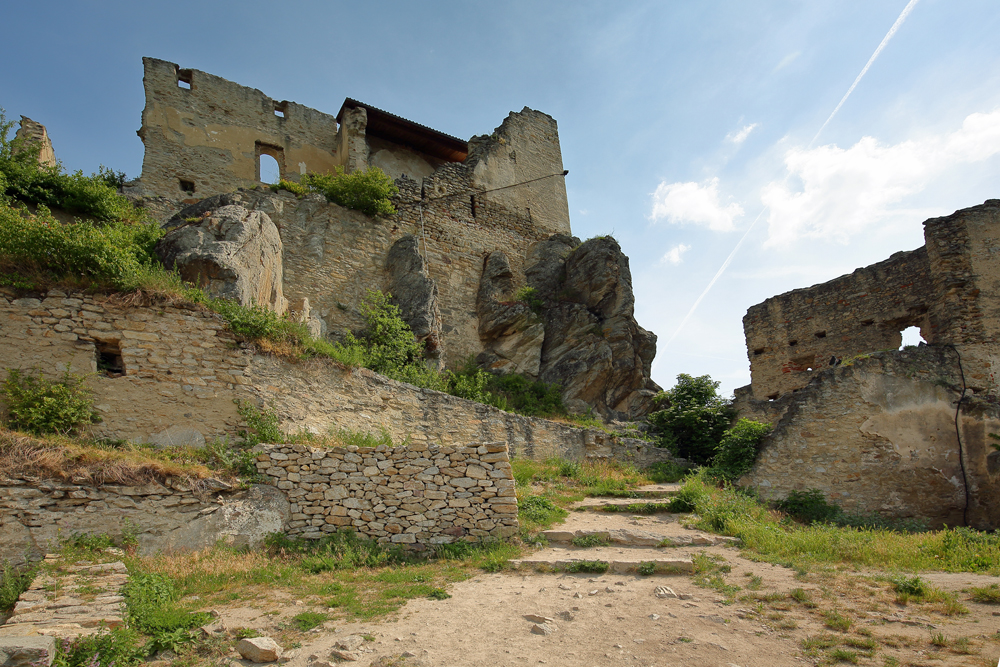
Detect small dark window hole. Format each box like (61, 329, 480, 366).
(815, 331, 827, 338)
(767, 393, 779, 401)
(177, 69, 193, 89)
(753, 348, 765, 356)
(862, 319, 875, 326)
(96, 341, 125, 377)
(179, 179, 195, 194)
(470, 195, 476, 218)
(788, 339, 798, 347)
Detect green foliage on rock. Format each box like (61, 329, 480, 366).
(648, 374, 735, 464)
(0, 203, 164, 291)
(301, 166, 398, 217)
(0, 110, 147, 223)
(2, 367, 100, 435)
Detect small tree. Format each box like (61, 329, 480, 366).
(708, 418, 772, 482)
(647, 373, 735, 464)
(2, 367, 100, 435)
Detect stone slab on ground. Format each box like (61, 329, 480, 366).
(541, 527, 737, 547)
(0, 558, 129, 639)
(0, 636, 56, 667)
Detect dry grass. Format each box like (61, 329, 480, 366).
(0, 428, 216, 485)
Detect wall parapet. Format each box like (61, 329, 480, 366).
(254, 441, 517, 548)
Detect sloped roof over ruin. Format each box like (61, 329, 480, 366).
(337, 98, 468, 163)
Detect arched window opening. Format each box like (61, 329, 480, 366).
(258, 153, 280, 184)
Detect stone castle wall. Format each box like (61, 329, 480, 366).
(138, 58, 342, 201)
(255, 442, 518, 546)
(742, 248, 932, 399)
(738, 201, 1000, 529)
(0, 289, 672, 465)
(0, 475, 290, 567)
(741, 346, 1000, 530)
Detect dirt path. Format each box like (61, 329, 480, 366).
(236, 493, 1000, 667)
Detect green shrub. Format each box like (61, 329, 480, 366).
(968, 583, 1000, 603)
(291, 611, 327, 631)
(235, 400, 285, 447)
(487, 373, 564, 417)
(776, 489, 842, 524)
(1, 111, 147, 224)
(301, 167, 398, 217)
(889, 575, 927, 597)
(0, 203, 163, 291)
(514, 285, 543, 312)
(518, 495, 567, 527)
(647, 374, 735, 464)
(271, 178, 308, 196)
(2, 367, 100, 435)
(708, 418, 771, 482)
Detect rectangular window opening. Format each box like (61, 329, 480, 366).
(96, 341, 125, 377)
(179, 179, 195, 194)
(470, 195, 476, 218)
(177, 69, 193, 90)
(274, 101, 287, 118)
(814, 331, 827, 338)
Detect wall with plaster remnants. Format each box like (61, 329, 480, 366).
(739, 200, 1000, 528)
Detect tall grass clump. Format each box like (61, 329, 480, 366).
(678, 472, 1000, 574)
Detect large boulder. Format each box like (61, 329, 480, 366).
(528, 235, 660, 419)
(156, 203, 287, 314)
(385, 235, 443, 363)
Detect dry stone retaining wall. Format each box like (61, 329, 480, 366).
(0, 476, 289, 567)
(255, 441, 517, 546)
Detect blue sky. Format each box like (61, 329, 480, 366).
(4, 0, 1000, 396)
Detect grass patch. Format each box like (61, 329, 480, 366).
(563, 560, 610, 574)
(823, 610, 852, 632)
(571, 534, 609, 548)
(291, 611, 327, 631)
(676, 472, 1000, 574)
(968, 583, 1000, 604)
(0, 561, 35, 613)
(599, 502, 674, 514)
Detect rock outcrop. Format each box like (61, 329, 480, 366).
(476, 251, 545, 377)
(531, 236, 659, 419)
(385, 235, 443, 362)
(478, 235, 660, 420)
(156, 202, 287, 314)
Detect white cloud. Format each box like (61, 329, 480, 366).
(762, 109, 1000, 246)
(773, 51, 801, 73)
(650, 177, 744, 232)
(660, 243, 691, 265)
(726, 123, 759, 145)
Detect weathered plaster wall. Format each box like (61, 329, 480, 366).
(138, 57, 341, 200)
(0, 290, 672, 466)
(741, 346, 1000, 529)
(256, 442, 517, 547)
(0, 476, 289, 567)
(743, 248, 932, 399)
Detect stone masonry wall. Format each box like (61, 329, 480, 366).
(741, 345, 1000, 530)
(255, 442, 517, 547)
(0, 290, 671, 466)
(138, 57, 342, 201)
(743, 248, 931, 399)
(0, 476, 290, 567)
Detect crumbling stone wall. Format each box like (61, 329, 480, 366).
(13, 116, 56, 167)
(0, 476, 290, 567)
(738, 201, 1000, 529)
(137, 57, 341, 201)
(743, 248, 932, 399)
(741, 346, 1000, 530)
(255, 441, 517, 547)
(1, 290, 672, 466)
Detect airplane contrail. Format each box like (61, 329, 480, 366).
(658, 1, 920, 356)
(656, 207, 766, 358)
(811, 0, 920, 146)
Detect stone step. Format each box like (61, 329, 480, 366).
(541, 528, 738, 548)
(510, 557, 694, 575)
